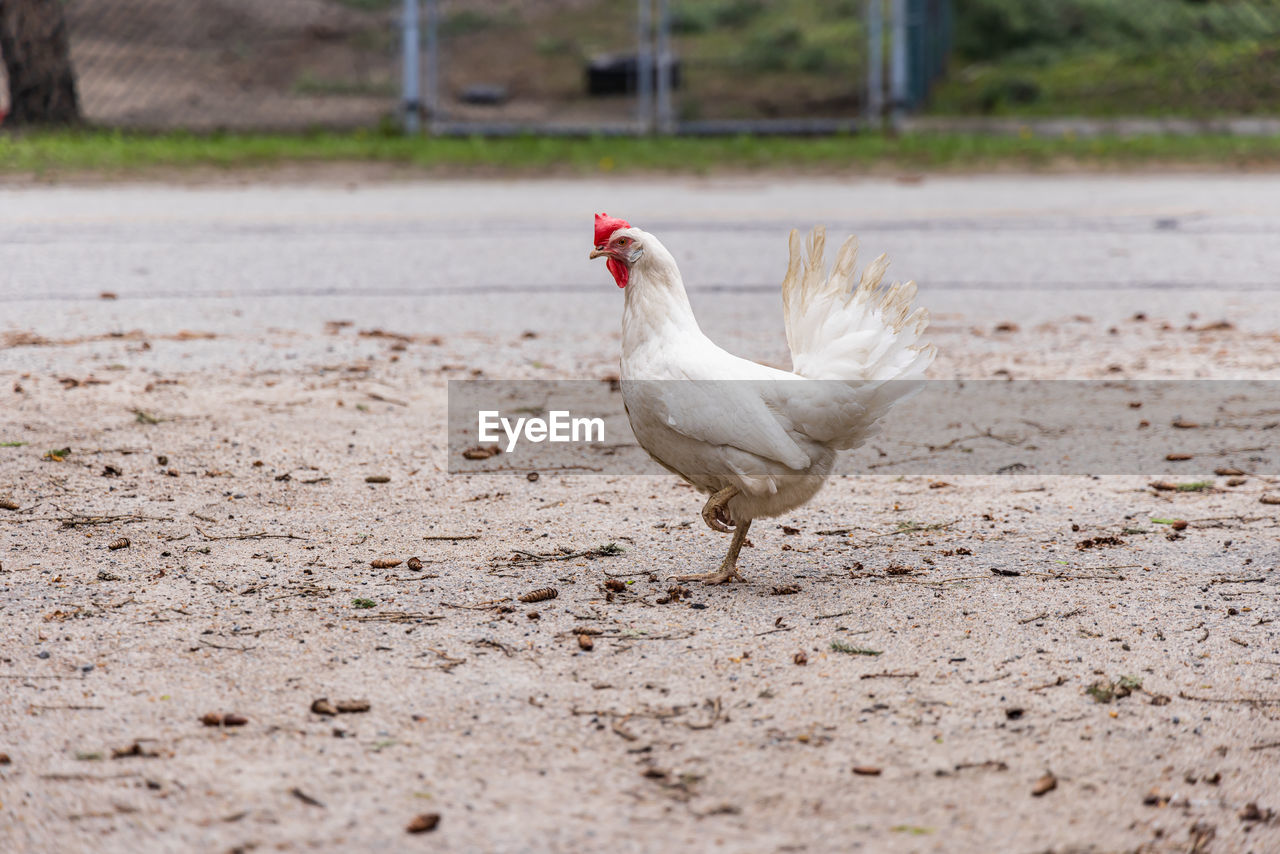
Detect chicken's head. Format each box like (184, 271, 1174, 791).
(590, 212, 642, 288)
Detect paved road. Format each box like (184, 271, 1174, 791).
(3, 174, 1280, 345)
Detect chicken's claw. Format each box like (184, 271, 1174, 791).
(700, 486, 739, 534)
(672, 517, 753, 585)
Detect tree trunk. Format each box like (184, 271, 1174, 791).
(0, 0, 81, 127)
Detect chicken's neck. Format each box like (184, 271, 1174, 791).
(620, 259, 704, 372)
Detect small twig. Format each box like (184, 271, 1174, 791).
(1178, 691, 1280, 706)
(474, 638, 515, 657)
(423, 534, 479, 541)
(349, 612, 443, 624)
(197, 639, 256, 652)
(859, 671, 919, 680)
(442, 598, 511, 611)
(685, 697, 723, 731)
(1029, 676, 1068, 692)
(460, 464, 602, 473)
(195, 526, 306, 541)
(814, 610, 860, 620)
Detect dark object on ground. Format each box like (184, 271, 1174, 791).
(587, 54, 680, 97)
(459, 84, 508, 106)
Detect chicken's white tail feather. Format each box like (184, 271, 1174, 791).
(782, 226, 934, 383)
(781, 226, 934, 451)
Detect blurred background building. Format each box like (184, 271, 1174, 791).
(0, 0, 1277, 133)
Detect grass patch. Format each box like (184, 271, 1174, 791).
(939, 0, 1280, 117)
(4, 129, 1280, 177)
(0, 441, 27, 448)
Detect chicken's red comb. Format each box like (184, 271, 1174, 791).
(594, 212, 631, 246)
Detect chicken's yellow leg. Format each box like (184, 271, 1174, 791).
(700, 485, 738, 534)
(673, 519, 751, 585)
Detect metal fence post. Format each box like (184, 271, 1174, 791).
(637, 0, 653, 133)
(425, 0, 440, 131)
(655, 0, 673, 134)
(889, 0, 908, 129)
(866, 0, 884, 126)
(401, 0, 420, 134)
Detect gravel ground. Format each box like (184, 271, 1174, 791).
(2, 174, 1279, 853)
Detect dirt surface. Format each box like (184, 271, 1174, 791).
(2, 175, 1280, 853)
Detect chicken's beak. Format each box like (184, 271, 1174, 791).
(589, 246, 607, 260)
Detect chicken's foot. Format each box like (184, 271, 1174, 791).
(700, 486, 739, 534)
(672, 519, 752, 585)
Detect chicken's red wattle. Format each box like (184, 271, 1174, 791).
(606, 258, 629, 288)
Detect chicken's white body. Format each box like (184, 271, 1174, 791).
(617, 227, 934, 526)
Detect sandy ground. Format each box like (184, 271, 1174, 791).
(2, 175, 1279, 853)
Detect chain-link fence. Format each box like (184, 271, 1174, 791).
(0, 0, 954, 133)
(28, 0, 402, 131)
(425, 0, 950, 135)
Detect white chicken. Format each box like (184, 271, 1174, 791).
(590, 213, 935, 585)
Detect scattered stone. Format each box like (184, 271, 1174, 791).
(108, 538, 131, 551)
(577, 634, 595, 652)
(852, 765, 882, 776)
(1238, 802, 1273, 822)
(794, 651, 808, 666)
(335, 700, 370, 714)
(310, 698, 338, 716)
(1032, 773, 1057, 796)
(1076, 535, 1125, 550)
(770, 585, 801, 595)
(406, 557, 423, 571)
(111, 742, 159, 759)
(370, 558, 402, 569)
(0, 497, 19, 511)
(407, 812, 441, 833)
(603, 578, 626, 593)
(201, 713, 247, 727)
(364, 475, 391, 483)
